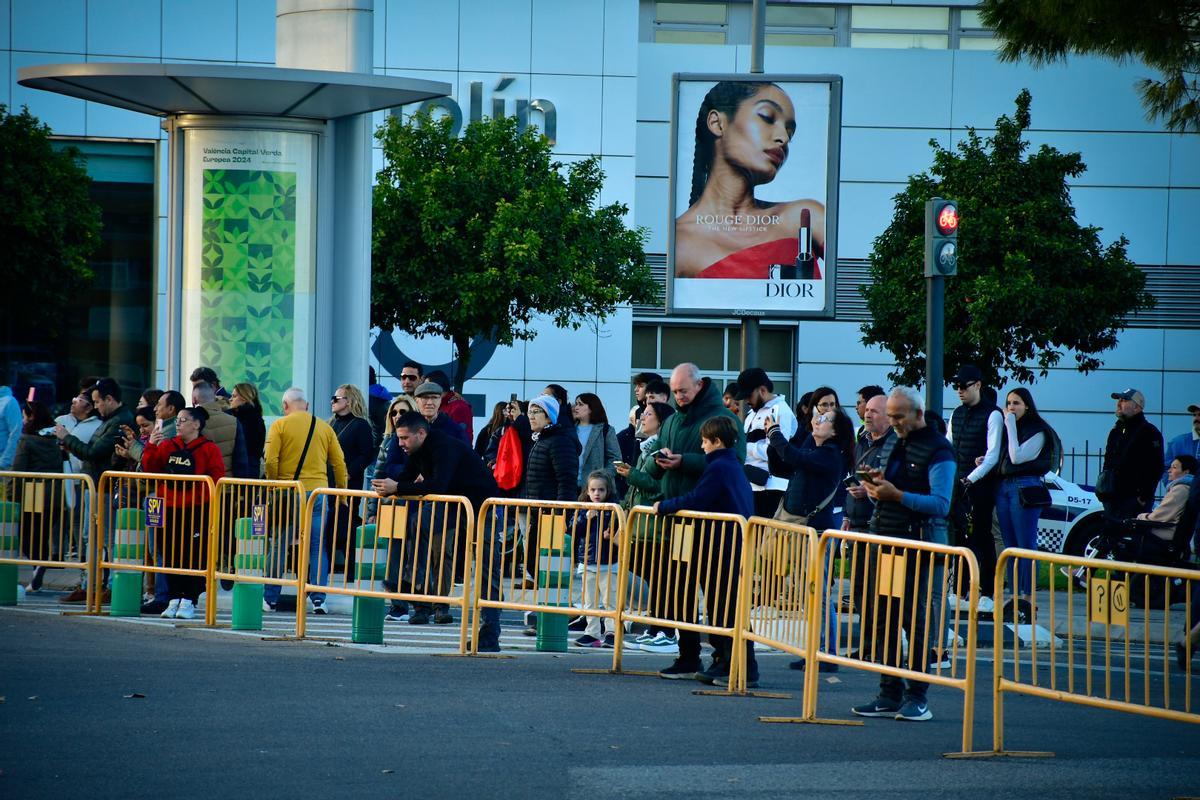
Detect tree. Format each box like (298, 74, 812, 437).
(371, 111, 659, 391)
(860, 90, 1155, 388)
(980, 0, 1200, 133)
(1, 105, 101, 344)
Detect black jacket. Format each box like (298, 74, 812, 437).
(524, 423, 581, 501)
(230, 404, 266, 472)
(331, 415, 375, 491)
(1103, 412, 1163, 505)
(388, 428, 499, 512)
(13, 433, 64, 474)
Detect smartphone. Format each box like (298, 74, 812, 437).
(652, 448, 670, 460)
(856, 467, 879, 484)
(842, 474, 861, 489)
(612, 460, 625, 467)
(155, 419, 163, 433)
(510, 392, 518, 402)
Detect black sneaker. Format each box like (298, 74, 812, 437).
(29, 566, 46, 592)
(385, 605, 408, 622)
(602, 633, 615, 649)
(714, 671, 759, 689)
(433, 609, 454, 625)
(695, 658, 730, 685)
(658, 659, 702, 680)
(567, 616, 587, 632)
(851, 697, 902, 717)
(140, 599, 169, 615)
(895, 698, 932, 722)
(408, 610, 430, 625)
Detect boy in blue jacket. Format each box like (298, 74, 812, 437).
(653, 415, 758, 686)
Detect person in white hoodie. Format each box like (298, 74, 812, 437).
(0, 385, 22, 470)
(53, 389, 103, 601)
(735, 367, 797, 519)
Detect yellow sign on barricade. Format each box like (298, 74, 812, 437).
(986, 548, 1200, 758)
(303, 489, 475, 651)
(212, 478, 306, 630)
(759, 529, 980, 755)
(0, 471, 98, 607)
(620, 505, 748, 691)
(95, 471, 217, 622)
(472, 499, 625, 664)
(735, 516, 818, 698)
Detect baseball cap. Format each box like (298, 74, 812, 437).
(949, 365, 982, 386)
(414, 381, 444, 397)
(1111, 388, 1146, 407)
(733, 367, 773, 400)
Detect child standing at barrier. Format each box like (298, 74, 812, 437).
(653, 416, 759, 687)
(573, 471, 621, 648)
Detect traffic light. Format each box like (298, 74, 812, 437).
(924, 197, 959, 277)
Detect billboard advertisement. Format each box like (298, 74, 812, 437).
(668, 74, 842, 317)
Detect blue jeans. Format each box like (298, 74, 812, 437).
(996, 476, 1043, 597)
(264, 493, 327, 606)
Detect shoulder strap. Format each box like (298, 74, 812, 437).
(293, 417, 317, 481)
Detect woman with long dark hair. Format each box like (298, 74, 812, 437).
(572, 392, 621, 493)
(996, 387, 1056, 601)
(476, 401, 508, 459)
(229, 383, 266, 475)
(675, 81, 826, 279)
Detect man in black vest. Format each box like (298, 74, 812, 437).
(946, 365, 1001, 614)
(855, 387, 955, 723)
(372, 412, 504, 650)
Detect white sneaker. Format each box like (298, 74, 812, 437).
(632, 632, 656, 648)
(641, 634, 679, 655)
(975, 595, 995, 613)
(947, 592, 971, 611)
(176, 599, 196, 620)
(161, 599, 180, 619)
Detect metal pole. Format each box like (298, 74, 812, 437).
(741, 0, 767, 371)
(925, 276, 944, 418)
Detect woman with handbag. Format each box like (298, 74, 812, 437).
(995, 387, 1055, 601)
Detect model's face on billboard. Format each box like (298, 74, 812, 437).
(711, 85, 796, 185)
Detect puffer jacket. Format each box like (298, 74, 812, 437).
(642, 377, 745, 499)
(13, 433, 65, 474)
(523, 423, 581, 501)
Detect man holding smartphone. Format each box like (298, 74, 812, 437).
(843, 394, 893, 533)
(735, 367, 797, 519)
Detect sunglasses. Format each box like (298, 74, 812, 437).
(331, 396, 347, 403)
(400, 374, 419, 381)
(953, 381, 978, 390)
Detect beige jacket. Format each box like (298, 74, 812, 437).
(1136, 479, 1191, 540)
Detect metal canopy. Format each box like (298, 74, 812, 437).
(17, 62, 450, 120)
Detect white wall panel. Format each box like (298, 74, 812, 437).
(601, 75, 636, 155)
(1070, 186, 1168, 266)
(841, 128, 948, 184)
(88, 0, 160, 58)
(635, 175, 668, 252)
(603, 0, 637, 77)
(1166, 189, 1200, 265)
(237, 0, 276, 64)
(1026, 131, 1172, 189)
(11, 51, 86, 134)
(635, 120, 669, 178)
(836, 181, 903, 259)
(636, 42, 736, 122)
(386, 0, 459, 71)
(459, 0, 530, 74)
(530, 73, 601, 155)
(532, 0, 602, 76)
(162, 0, 237, 62)
(12, 0, 85, 53)
(599, 155, 635, 222)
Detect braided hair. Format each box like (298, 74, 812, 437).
(688, 81, 777, 206)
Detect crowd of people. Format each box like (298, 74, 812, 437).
(3, 359, 1198, 705)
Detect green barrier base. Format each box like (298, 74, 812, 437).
(352, 596, 385, 644)
(109, 571, 142, 617)
(232, 582, 265, 631)
(536, 604, 568, 653)
(0, 563, 17, 606)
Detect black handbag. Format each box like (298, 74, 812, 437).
(743, 464, 771, 486)
(1017, 483, 1052, 508)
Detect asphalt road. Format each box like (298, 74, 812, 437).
(2, 606, 1199, 799)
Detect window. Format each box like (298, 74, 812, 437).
(654, 2, 728, 44)
(957, 9, 998, 50)
(850, 5, 949, 49)
(764, 4, 837, 47)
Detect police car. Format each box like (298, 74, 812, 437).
(1037, 472, 1105, 557)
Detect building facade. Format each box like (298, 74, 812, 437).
(2, 0, 1197, 467)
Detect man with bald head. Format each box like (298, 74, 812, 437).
(643, 362, 747, 682)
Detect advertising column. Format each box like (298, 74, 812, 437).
(180, 128, 318, 412)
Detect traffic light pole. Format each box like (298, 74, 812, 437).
(925, 275, 944, 419)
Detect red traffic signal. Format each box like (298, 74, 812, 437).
(936, 203, 959, 235)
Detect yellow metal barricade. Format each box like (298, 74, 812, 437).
(735, 516, 819, 697)
(0, 471, 98, 606)
(302, 489, 474, 651)
(620, 506, 748, 690)
(472, 499, 626, 664)
(212, 478, 306, 629)
(988, 548, 1200, 757)
(761, 529, 980, 754)
(94, 471, 217, 623)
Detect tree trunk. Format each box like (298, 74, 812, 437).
(452, 332, 471, 394)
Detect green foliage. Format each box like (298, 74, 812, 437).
(0, 105, 101, 336)
(371, 112, 658, 389)
(860, 90, 1155, 388)
(980, 0, 1200, 133)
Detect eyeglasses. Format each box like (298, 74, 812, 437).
(815, 401, 837, 410)
(177, 416, 195, 425)
(331, 396, 347, 403)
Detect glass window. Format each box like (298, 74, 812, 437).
(656, 2, 727, 24)
(654, 29, 727, 44)
(766, 33, 836, 47)
(661, 326, 725, 371)
(960, 10, 989, 30)
(851, 32, 949, 49)
(958, 36, 999, 51)
(766, 5, 836, 27)
(759, 328, 794, 373)
(632, 325, 658, 369)
(852, 6, 950, 30)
